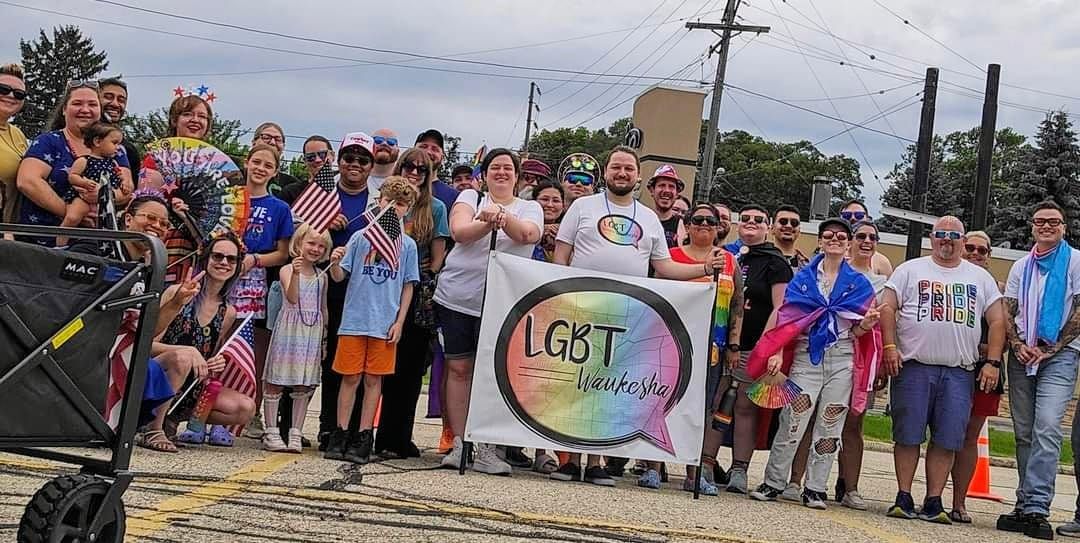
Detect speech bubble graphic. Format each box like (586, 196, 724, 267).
(494, 277, 692, 454)
(596, 215, 644, 249)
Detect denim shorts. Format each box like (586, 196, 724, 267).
(436, 304, 482, 360)
(890, 360, 974, 451)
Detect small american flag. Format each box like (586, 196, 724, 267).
(292, 166, 341, 233)
(220, 316, 257, 398)
(362, 206, 403, 270)
(104, 311, 138, 429)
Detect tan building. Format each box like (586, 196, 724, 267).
(631, 85, 707, 207)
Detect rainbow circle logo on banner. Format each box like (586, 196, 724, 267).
(493, 278, 692, 454)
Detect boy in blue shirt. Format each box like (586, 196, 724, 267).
(324, 177, 420, 464)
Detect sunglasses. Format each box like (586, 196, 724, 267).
(854, 232, 879, 242)
(689, 215, 720, 226)
(210, 252, 238, 265)
(67, 80, 99, 90)
(820, 230, 850, 241)
(740, 214, 767, 224)
(569, 157, 597, 171)
(776, 217, 800, 227)
(1033, 217, 1064, 227)
(564, 172, 594, 186)
(340, 153, 372, 166)
(372, 136, 398, 146)
(402, 162, 430, 175)
(964, 243, 990, 256)
(840, 211, 867, 223)
(133, 212, 171, 228)
(0, 83, 27, 101)
(303, 150, 329, 163)
(931, 230, 963, 240)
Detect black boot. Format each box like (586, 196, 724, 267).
(1023, 513, 1054, 541)
(344, 429, 373, 465)
(323, 428, 347, 460)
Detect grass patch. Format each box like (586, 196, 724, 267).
(862, 414, 1073, 465)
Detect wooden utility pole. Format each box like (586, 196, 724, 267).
(971, 64, 1001, 231)
(906, 67, 939, 260)
(686, 0, 769, 203)
(523, 82, 540, 155)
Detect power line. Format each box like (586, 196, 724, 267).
(543, 0, 672, 96)
(571, 57, 706, 129)
(727, 92, 769, 139)
(869, 0, 985, 73)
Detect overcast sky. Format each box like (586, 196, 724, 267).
(3, 0, 1077, 215)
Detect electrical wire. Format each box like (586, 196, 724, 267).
(869, 0, 985, 73)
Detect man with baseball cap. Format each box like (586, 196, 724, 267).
(451, 164, 478, 192)
(414, 129, 459, 210)
(317, 130, 380, 450)
(647, 164, 686, 248)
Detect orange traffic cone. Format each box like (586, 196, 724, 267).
(373, 397, 382, 428)
(967, 420, 1004, 501)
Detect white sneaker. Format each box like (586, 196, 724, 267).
(287, 428, 303, 453)
(262, 427, 287, 452)
(781, 482, 802, 502)
(473, 444, 512, 476)
(841, 490, 868, 510)
(440, 437, 464, 469)
(245, 413, 265, 439)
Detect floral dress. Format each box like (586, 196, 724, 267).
(161, 300, 226, 418)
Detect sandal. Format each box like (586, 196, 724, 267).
(207, 425, 235, 447)
(136, 430, 179, 453)
(533, 453, 558, 474)
(949, 509, 972, 524)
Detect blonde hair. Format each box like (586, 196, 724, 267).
(380, 176, 419, 208)
(392, 148, 435, 244)
(965, 230, 991, 246)
(246, 143, 281, 165)
(0, 64, 24, 79)
(289, 223, 333, 260)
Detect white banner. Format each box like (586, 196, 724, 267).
(465, 253, 714, 464)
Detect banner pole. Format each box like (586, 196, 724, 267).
(694, 266, 722, 500)
(459, 228, 499, 476)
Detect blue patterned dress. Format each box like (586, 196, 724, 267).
(265, 272, 325, 386)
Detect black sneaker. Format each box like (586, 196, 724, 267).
(886, 491, 916, 520)
(502, 446, 533, 468)
(344, 429, 372, 465)
(998, 509, 1027, 533)
(802, 489, 828, 510)
(605, 456, 628, 477)
(550, 463, 581, 482)
(749, 483, 783, 502)
(317, 430, 331, 452)
(323, 428, 347, 460)
(584, 465, 616, 487)
(1024, 513, 1054, 541)
(834, 477, 846, 503)
(917, 496, 951, 524)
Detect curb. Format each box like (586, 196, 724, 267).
(862, 440, 1075, 476)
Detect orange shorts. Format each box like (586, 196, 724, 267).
(332, 335, 397, 376)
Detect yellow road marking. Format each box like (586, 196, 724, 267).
(126, 453, 297, 539)
(821, 508, 913, 543)
(0, 454, 61, 471)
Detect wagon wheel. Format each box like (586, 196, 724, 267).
(18, 474, 126, 543)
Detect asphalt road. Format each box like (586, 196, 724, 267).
(0, 391, 1076, 542)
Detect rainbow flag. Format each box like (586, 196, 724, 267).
(745, 254, 880, 413)
(472, 144, 488, 165)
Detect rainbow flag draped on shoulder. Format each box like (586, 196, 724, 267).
(745, 253, 881, 414)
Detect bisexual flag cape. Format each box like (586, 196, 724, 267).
(745, 254, 881, 414)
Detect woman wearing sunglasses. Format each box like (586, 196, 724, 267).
(670, 204, 743, 495)
(557, 152, 598, 205)
(15, 80, 133, 246)
(840, 200, 893, 277)
(373, 148, 451, 458)
(277, 135, 335, 206)
(0, 63, 27, 224)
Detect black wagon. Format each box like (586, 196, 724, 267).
(0, 224, 165, 542)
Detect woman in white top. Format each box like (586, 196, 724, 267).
(432, 148, 542, 475)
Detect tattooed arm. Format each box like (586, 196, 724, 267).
(727, 270, 745, 345)
(1051, 294, 1080, 354)
(1006, 296, 1048, 365)
(1003, 297, 1022, 350)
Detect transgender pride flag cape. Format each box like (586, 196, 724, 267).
(746, 254, 881, 414)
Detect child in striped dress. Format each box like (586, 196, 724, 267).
(262, 224, 331, 452)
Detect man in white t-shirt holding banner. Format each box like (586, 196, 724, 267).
(548, 145, 727, 488)
(997, 201, 1080, 540)
(880, 215, 1006, 524)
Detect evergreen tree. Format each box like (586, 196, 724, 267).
(990, 111, 1080, 248)
(14, 26, 109, 138)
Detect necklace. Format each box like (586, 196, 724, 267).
(603, 194, 636, 222)
(294, 272, 321, 327)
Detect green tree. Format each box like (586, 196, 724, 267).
(879, 127, 1028, 235)
(525, 118, 631, 174)
(707, 129, 863, 213)
(439, 134, 462, 179)
(990, 111, 1080, 248)
(14, 26, 109, 138)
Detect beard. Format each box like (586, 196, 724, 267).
(374, 151, 397, 165)
(607, 180, 635, 196)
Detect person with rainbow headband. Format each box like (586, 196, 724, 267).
(745, 218, 880, 509)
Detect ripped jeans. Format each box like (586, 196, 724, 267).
(763, 339, 854, 493)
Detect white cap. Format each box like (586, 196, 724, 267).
(339, 132, 374, 156)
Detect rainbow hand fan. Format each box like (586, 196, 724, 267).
(746, 374, 803, 409)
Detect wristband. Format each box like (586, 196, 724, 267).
(883, 343, 897, 351)
(253, 254, 262, 268)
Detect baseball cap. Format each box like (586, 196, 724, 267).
(818, 217, 853, 236)
(648, 164, 685, 191)
(521, 159, 553, 180)
(451, 164, 473, 177)
(339, 132, 374, 156)
(415, 129, 444, 150)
